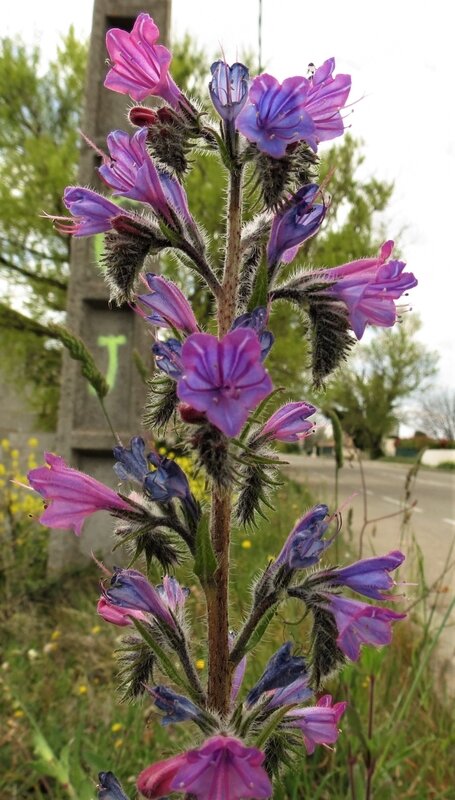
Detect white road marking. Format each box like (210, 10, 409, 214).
(442, 518, 455, 527)
(382, 496, 401, 505)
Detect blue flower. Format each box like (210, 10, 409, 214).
(209, 61, 249, 122)
(152, 338, 183, 379)
(273, 504, 333, 571)
(98, 771, 129, 800)
(230, 306, 274, 361)
(267, 184, 326, 273)
(147, 685, 202, 725)
(104, 567, 175, 628)
(144, 453, 191, 503)
(246, 642, 307, 707)
(113, 436, 149, 482)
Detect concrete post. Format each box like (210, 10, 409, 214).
(48, 0, 172, 574)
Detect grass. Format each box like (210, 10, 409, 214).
(1, 479, 454, 799)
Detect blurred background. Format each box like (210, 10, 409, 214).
(0, 1, 454, 798)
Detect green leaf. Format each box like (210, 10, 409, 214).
(248, 259, 269, 311)
(254, 704, 296, 749)
(131, 618, 196, 700)
(244, 606, 277, 653)
(194, 515, 217, 585)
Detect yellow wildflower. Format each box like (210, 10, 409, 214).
(51, 630, 61, 641)
(241, 539, 252, 549)
(114, 738, 123, 749)
(111, 722, 123, 733)
(91, 625, 102, 635)
(77, 685, 88, 695)
(1, 438, 10, 449)
(196, 659, 205, 670)
(28, 437, 39, 448)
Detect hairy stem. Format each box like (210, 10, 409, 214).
(206, 160, 243, 716)
(229, 592, 278, 667)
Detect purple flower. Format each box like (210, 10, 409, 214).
(326, 550, 405, 600)
(152, 338, 183, 379)
(98, 771, 130, 800)
(231, 306, 274, 361)
(99, 129, 191, 225)
(97, 596, 146, 627)
(246, 642, 307, 707)
(49, 187, 127, 237)
(113, 436, 149, 483)
(27, 453, 133, 536)
(209, 61, 249, 122)
(266, 675, 313, 710)
(273, 504, 333, 571)
(175, 736, 272, 799)
(144, 453, 192, 504)
(104, 13, 182, 107)
(260, 401, 317, 442)
(267, 184, 326, 270)
(137, 273, 199, 334)
(322, 594, 406, 661)
(156, 575, 189, 613)
(146, 685, 201, 726)
(286, 694, 347, 754)
(316, 240, 418, 339)
(103, 567, 176, 628)
(303, 58, 352, 151)
(236, 73, 314, 159)
(177, 329, 273, 438)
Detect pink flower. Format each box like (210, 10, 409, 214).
(303, 58, 352, 150)
(260, 401, 317, 442)
(104, 13, 182, 107)
(137, 736, 272, 799)
(321, 240, 417, 339)
(137, 272, 199, 334)
(324, 594, 406, 661)
(287, 694, 347, 754)
(27, 453, 133, 536)
(137, 753, 188, 798)
(96, 597, 146, 627)
(177, 329, 273, 438)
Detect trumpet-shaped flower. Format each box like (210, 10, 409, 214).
(137, 736, 272, 799)
(49, 187, 127, 237)
(137, 273, 199, 333)
(322, 594, 406, 661)
(99, 129, 191, 225)
(314, 240, 417, 339)
(236, 73, 314, 158)
(177, 329, 273, 437)
(209, 60, 249, 122)
(273, 504, 333, 571)
(230, 306, 274, 361)
(146, 685, 201, 726)
(303, 58, 351, 150)
(266, 675, 313, 710)
(103, 567, 176, 628)
(267, 184, 326, 270)
(144, 452, 192, 504)
(97, 597, 146, 627)
(104, 13, 182, 107)
(98, 771, 130, 800)
(27, 453, 133, 535)
(326, 550, 405, 600)
(286, 694, 347, 754)
(260, 401, 317, 442)
(246, 642, 307, 707)
(152, 338, 184, 379)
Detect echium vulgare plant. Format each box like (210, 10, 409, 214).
(28, 14, 417, 799)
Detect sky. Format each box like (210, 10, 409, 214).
(4, 0, 455, 394)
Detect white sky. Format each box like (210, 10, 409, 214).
(5, 0, 455, 392)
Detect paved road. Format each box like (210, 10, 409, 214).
(283, 455, 455, 685)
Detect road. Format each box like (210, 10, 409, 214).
(282, 455, 455, 685)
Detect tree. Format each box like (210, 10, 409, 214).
(0, 30, 395, 427)
(326, 317, 438, 458)
(419, 389, 455, 440)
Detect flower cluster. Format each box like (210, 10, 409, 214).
(26, 13, 417, 800)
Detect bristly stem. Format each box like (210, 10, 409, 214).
(206, 156, 243, 716)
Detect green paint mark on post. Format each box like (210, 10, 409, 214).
(88, 334, 127, 395)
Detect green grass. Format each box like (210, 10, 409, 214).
(1, 480, 454, 799)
